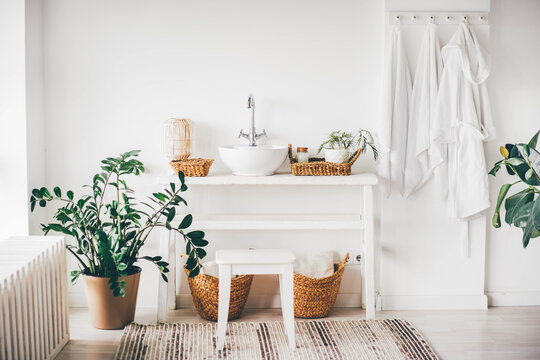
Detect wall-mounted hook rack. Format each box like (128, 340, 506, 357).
(388, 11, 489, 25)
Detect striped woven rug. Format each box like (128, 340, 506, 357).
(115, 319, 439, 359)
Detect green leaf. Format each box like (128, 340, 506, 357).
(523, 220, 534, 248)
(178, 214, 193, 229)
(489, 160, 502, 176)
(180, 184, 188, 192)
(67, 190, 74, 200)
(191, 238, 208, 247)
(528, 130, 539, 149)
(526, 169, 534, 180)
(532, 196, 540, 231)
(493, 183, 512, 228)
(165, 221, 172, 230)
(504, 189, 534, 225)
(161, 273, 168, 282)
(32, 189, 41, 198)
(195, 248, 207, 259)
(185, 256, 197, 269)
(30, 201, 36, 212)
(153, 192, 167, 202)
(118, 263, 128, 271)
(170, 182, 176, 192)
(39, 200, 46, 207)
(187, 230, 204, 239)
(506, 157, 526, 166)
(515, 145, 540, 186)
(167, 207, 176, 222)
(178, 171, 185, 186)
(188, 266, 200, 278)
(513, 202, 533, 228)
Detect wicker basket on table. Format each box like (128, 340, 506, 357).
(293, 253, 349, 318)
(288, 145, 361, 176)
(170, 158, 214, 177)
(184, 267, 253, 321)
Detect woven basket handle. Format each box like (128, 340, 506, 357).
(288, 144, 295, 163)
(347, 149, 362, 165)
(340, 253, 350, 267)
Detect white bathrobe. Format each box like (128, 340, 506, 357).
(378, 23, 412, 197)
(432, 23, 496, 220)
(403, 23, 443, 198)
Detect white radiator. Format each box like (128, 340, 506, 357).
(0, 236, 69, 360)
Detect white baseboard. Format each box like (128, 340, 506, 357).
(487, 291, 540, 306)
(177, 293, 363, 309)
(380, 294, 488, 310)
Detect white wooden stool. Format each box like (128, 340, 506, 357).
(215, 249, 296, 351)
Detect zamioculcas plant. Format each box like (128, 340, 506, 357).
(489, 131, 540, 247)
(30, 150, 208, 297)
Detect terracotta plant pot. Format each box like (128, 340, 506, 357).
(82, 267, 141, 329)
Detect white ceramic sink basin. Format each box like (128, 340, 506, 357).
(219, 145, 288, 176)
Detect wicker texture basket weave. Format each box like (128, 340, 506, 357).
(184, 268, 253, 321)
(288, 145, 361, 176)
(293, 253, 349, 318)
(170, 158, 213, 177)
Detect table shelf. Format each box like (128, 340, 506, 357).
(191, 214, 364, 230)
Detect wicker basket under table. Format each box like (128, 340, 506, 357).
(184, 267, 253, 321)
(293, 253, 349, 318)
(170, 158, 214, 177)
(288, 145, 361, 176)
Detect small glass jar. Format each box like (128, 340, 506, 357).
(163, 118, 195, 161)
(297, 147, 309, 163)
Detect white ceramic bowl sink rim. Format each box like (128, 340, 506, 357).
(219, 144, 288, 176)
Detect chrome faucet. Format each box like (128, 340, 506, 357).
(239, 94, 266, 146)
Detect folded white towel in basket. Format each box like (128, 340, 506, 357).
(294, 252, 334, 279)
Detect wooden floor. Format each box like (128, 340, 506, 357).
(56, 306, 540, 360)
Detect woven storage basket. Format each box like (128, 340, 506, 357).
(170, 158, 213, 177)
(293, 253, 348, 318)
(288, 145, 361, 176)
(184, 267, 253, 321)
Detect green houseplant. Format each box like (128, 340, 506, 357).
(30, 150, 208, 328)
(489, 131, 540, 248)
(318, 129, 378, 163)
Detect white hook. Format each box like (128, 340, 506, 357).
(446, 15, 452, 21)
(462, 16, 468, 23)
(429, 15, 435, 24)
(479, 15, 486, 21)
(412, 15, 417, 20)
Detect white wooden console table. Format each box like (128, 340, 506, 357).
(157, 172, 378, 322)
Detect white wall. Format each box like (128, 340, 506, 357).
(485, 0, 540, 305)
(33, 0, 540, 309)
(0, 0, 30, 239)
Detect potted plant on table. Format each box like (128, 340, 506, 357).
(318, 129, 378, 163)
(489, 130, 540, 247)
(30, 150, 208, 329)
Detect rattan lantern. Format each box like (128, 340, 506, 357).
(163, 118, 194, 161)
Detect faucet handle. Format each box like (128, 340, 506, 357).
(238, 129, 249, 139)
(256, 129, 267, 139)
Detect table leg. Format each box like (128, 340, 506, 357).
(280, 265, 295, 349)
(364, 185, 375, 319)
(216, 264, 231, 351)
(158, 230, 176, 323)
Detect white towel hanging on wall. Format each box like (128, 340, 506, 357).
(403, 21, 443, 198)
(378, 21, 412, 197)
